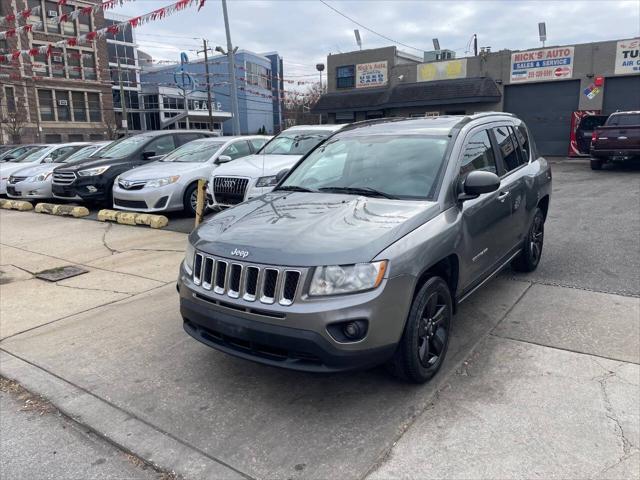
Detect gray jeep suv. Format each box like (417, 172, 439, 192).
(178, 113, 552, 383)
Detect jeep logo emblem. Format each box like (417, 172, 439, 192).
(231, 248, 249, 258)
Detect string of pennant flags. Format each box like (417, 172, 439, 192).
(0, 0, 135, 28)
(0, 0, 205, 61)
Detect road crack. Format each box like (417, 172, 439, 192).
(594, 364, 633, 460)
(101, 223, 119, 255)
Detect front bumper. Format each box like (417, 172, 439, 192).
(112, 183, 181, 212)
(178, 266, 412, 372)
(52, 176, 110, 202)
(591, 148, 640, 160)
(0, 178, 7, 195)
(6, 180, 53, 199)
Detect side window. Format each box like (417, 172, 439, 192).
(178, 133, 203, 145)
(249, 138, 267, 151)
(460, 130, 497, 178)
(492, 126, 522, 173)
(515, 124, 531, 162)
(223, 141, 252, 160)
(49, 146, 75, 161)
(144, 136, 176, 156)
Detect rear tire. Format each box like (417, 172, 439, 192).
(590, 157, 603, 170)
(183, 183, 198, 216)
(388, 276, 452, 383)
(512, 207, 544, 272)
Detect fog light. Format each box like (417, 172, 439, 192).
(87, 186, 97, 193)
(343, 322, 361, 339)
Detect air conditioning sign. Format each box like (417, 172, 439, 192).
(615, 38, 640, 75)
(355, 61, 387, 89)
(511, 47, 574, 83)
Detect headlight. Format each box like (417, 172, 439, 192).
(255, 175, 278, 187)
(184, 243, 195, 275)
(145, 176, 180, 188)
(78, 166, 110, 176)
(27, 172, 53, 182)
(309, 261, 387, 296)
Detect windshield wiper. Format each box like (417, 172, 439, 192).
(318, 186, 399, 199)
(276, 185, 317, 193)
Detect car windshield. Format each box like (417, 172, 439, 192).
(11, 146, 49, 163)
(161, 141, 226, 163)
(98, 136, 149, 159)
(260, 130, 332, 155)
(57, 145, 95, 163)
(280, 134, 450, 200)
(3, 146, 40, 161)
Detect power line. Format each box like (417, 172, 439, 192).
(318, 0, 426, 53)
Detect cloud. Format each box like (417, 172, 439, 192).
(118, 0, 640, 76)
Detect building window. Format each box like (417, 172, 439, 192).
(84, 53, 97, 80)
(72, 91, 87, 121)
(67, 49, 81, 79)
(33, 44, 50, 76)
(27, 0, 44, 32)
(55, 91, 71, 121)
(4, 86, 16, 113)
(38, 90, 55, 121)
(51, 47, 65, 78)
(78, 9, 91, 34)
(45, 134, 62, 143)
(0, 39, 8, 54)
(61, 4, 76, 36)
(45, 1, 61, 34)
(87, 92, 101, 122)
(336, 65, 355, 89)
(68, 134, 84, 142)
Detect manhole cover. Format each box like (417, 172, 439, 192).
(36, 266, 89, 282)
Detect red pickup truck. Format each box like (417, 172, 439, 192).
(590, 111, 640, 170)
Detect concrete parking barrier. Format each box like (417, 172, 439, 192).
(34, 203, 90, 218)
(0, 199, 34, 211)
(97, 209, 168, 229)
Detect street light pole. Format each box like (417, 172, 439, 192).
(221, 0, 241, 135)
(198, 39, 215, 132)
(117, 57, 129, 137)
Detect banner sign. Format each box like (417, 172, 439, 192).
(355, 61, 387, 89)
(615, 38, 640, 75)
(511, 47, 574, 83)
(417, 59, 467, 82)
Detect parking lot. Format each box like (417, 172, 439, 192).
(1, 158, 639, 479)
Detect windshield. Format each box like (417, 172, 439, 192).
(161, 141, 225, 163)
(57, 145, 96, 163)
(261, 130, 332, 155)
(98, 136, 148, 159)
(3, 146, 41, 161)
(12, 146, 49, 163)
(281, 135, 450, 200)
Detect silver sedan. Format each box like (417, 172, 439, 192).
(112, 136, 270, 215)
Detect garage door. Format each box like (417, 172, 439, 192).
(504, 81, 580, 156)
(602, 76, 640, 114)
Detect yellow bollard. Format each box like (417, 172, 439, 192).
(194, 178, 207, 228)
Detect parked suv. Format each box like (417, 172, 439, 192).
(178, 114, 551, 383)
(52, 131, 216, 204)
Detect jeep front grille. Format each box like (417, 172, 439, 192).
(192, 252, 301, 306)
(52, 171, 76, 185)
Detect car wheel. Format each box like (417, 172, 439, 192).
(183, 183, 198, 216)
(512, 207, 544, 272)
(388, 276, 452, 383)
(590, 158, 603, 170)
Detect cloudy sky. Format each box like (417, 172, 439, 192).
(118, 0, 640, 79)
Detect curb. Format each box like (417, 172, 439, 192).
(0, 199, 34, 211)
(34, 203, 90, 218)
(97, 209, 168, 229)
(0, 350, 246, 480)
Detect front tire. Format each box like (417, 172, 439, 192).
(388, 276, 452, 383)
(512, 207, 544, 272)
(590, 157, 603, 170)
(183, 183, 198, 216)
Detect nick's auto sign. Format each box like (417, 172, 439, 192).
(511, 47, 574, 83)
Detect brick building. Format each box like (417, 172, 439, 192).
(0, 0, 115, 144)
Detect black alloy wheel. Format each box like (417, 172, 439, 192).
(512, 207, 545, 272)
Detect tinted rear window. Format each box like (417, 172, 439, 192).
(606, 114, 640, 127)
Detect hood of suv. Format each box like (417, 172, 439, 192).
(212, 154, 301, 179)
(121, 161, 208, 181)
(192, 191, 440, 266)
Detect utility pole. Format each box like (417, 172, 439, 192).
(473, 34, 478, 57)
(117, 57, 129, 137)
(221, 0, 241, 135)
(198, 39, 215, 132)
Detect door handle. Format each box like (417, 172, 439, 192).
(497, 191, 510, 202)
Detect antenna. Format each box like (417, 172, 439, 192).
(354, 29, 362, 50)
(538, 22, 547, 47)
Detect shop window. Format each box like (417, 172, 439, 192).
(336, 65, 355, 89)
(72, 91, 87, 122)
(38, 90, 54, 121)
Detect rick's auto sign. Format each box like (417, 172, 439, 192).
(615, 38, 640, 75)
(511, 47, 574, 83)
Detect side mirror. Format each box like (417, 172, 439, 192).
(216, 155, 232, 164)
(459, 170, 500, 201)
(42, 156, 54, 163)
(142, 151, 156, 160)
(275, 168, 289, 182)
